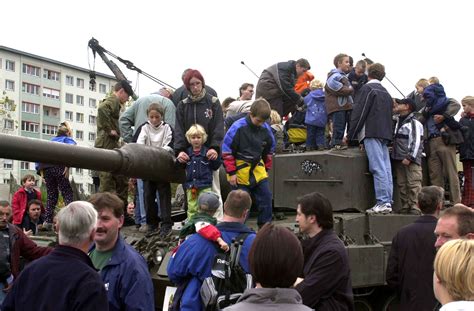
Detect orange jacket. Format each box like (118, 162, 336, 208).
(294, 71, 314, 94)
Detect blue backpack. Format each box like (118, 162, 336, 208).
(304, 89, 327, 127)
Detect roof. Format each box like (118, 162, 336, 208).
(0, 45, 117, 80)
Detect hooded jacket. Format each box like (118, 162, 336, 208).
(224, 288, 313, 311)
(174, 91, 224, 155)
(324, 69, 354, 115)
(304, 89, 327, 127)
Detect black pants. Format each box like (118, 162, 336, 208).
(144, 180, 172, 229)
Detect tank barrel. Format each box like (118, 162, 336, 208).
(0, 134, 185, 183)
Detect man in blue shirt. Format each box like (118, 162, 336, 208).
(88, 192, 155, 311)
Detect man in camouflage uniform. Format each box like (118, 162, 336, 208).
(95, 80, 133, 216)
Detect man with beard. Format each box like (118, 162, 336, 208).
(88, 192, 154, 311)
(19, 199, 44, 236)
(0, 200, 51, 304)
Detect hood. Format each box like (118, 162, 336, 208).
(308, 89, 325, 100)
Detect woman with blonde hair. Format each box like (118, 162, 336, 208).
(433, 239, 474, 310)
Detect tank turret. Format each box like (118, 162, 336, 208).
(0, 133, 185, 183)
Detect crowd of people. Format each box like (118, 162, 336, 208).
(1, 54, 474, 310)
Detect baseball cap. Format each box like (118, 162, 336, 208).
(395, 98, 416, 112)
(198, 192, 220, 212)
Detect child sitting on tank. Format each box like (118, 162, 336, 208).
(178, 191, 229, 252)
(179, 124, 222, 220)
(11, 174, 42, 227)
(134, 103, 174, 237)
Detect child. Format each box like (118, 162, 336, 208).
(222, 98, 275, 228)
(182, 124, 222, 219)
(304, 79, 327, 151)
(269, 109, 285, 153)
(36, 121, 75, 229)
(392, 98, 424, 214)
(12, 174, 42, 225)
(422, 83, 461, 134)
(179, 191, 229, 252)
(325, 53, 354, 150)
(135, 103, 174, 236)
(19, 199, 44, 236)
(459, 96, 474, 207)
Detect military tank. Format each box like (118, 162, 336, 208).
(0, 133, 415, 310)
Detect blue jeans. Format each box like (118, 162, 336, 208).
(306, 124, 326, 149)
(135, 179, 148, 225)
(235, 179, 273, 226)
(364, 138, 393, 204)
(330, 110, 349, 146)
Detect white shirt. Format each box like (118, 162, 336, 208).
(440, 301, 474, 311)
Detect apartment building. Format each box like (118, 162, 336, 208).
(0, 45, 118, 194)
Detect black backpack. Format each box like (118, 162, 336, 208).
(200, 233, 253, 310)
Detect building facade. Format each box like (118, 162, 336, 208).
(0, 46, 118, 195)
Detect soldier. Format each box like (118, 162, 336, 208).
(95, 80, 133, 220)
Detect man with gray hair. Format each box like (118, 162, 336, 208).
(2, 201, 108, 311)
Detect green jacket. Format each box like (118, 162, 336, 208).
(179, 213, 217, 239)
(95, 94, 122, 149)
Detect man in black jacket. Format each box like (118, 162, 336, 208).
(256, 59, 310, 117)
(294, 192, 354, 311)
(386, 186, 444, 311)
(348, 63, 394, 214)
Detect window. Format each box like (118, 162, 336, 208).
(76, 113, 84, 123)
(22, 64, 40, 76)
(75, 168, 83, 175)
(76, 95, 84, 106)
(99, 83, 107, 93)
(20, 161, 31, 170)
(75, 130, 83, 140)
(43, 87, 60, 100)
(3, 119, 14, 130)
(87, 183, 94, 193)
(89, 98, 97, 108)
(5, 60, 15, 71)
(3, 179, 10, 184)
(65, 110, 73, 121)
(5, 80, 14, 91)
(43, 124, 58, 135)
(66, 75, 74, 86)
(22, 82, 40, 95)
(21, 121, 40, 133)
(22, 102, 40, 114)
(89, 82, 96, 92)
(76, 78, 84, 88)
(88, 132, 96, 141)
(65, 93, 73, 104)
(43, 69, 60, 81)
(2, 99, 14, 111)
(3, 160, 13, 169)
(43, 106, 59, 117)
(88, 115, 96, 125)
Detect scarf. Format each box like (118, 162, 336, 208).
(189, 88, 207, 102)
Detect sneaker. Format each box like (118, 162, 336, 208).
(159, 226, 173, 238)
(366, 204, 381, 214)
(374, 203, 392, 214)
(332, 145, 348, 151)
(138, 224, 149, 233)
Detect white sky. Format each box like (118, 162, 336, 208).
(3, 0, 473, 104)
